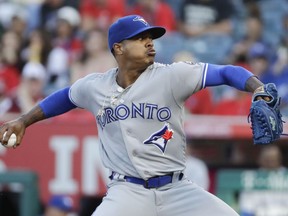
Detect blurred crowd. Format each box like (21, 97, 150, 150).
(0, 0, 288, 117)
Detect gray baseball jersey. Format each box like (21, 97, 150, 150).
(70, 62, 204, 179)
(69, 61, 239, 216)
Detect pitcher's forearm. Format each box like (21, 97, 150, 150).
(18, 105, 46, 128)
(245, 76, 264, 93)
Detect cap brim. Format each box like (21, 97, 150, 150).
(125, 26, 166, 41)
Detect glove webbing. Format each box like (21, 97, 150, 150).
(248, 112, 288, 139)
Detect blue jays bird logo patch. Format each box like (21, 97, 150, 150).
(133, 16, 148, 26)
(143, 124, 173, 153)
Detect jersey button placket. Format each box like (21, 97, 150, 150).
(117, 87, 124, 92)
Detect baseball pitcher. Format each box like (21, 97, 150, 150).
(0, 15, 283, 216)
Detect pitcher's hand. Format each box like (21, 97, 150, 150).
(0, 118, 26, 148)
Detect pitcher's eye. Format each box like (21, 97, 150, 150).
(135, 36, 143, 40)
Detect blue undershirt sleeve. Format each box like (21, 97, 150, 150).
(39, 87, 77, 118)
(204, 64, 254, 91)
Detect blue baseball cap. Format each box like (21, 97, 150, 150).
(48, 195, 73, 212)
(248, 42, 270, 59)
(108, 15, 166, 51)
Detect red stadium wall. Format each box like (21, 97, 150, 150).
(0, 110, 108, 209)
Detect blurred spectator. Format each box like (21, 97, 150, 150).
(0, 22, 4, 39)
(239, 145, 288, 216)
(164, 0, 185, 20)
(246, 42, 288, 115)
(177, 0, 235, 63)
(45, 6, 82, 94)
(153, 32, 185, 64)
(128, 0, 177, 32)
(11, 62, 47, 113)
(45, 47, 69, 95)
(257, 145, 286, 173)
(0, 80, 15, 117)
(43, 195, 74, 216)
(281, 13, 288, 48)
(256, 0, 288, 47)
(0, 30, 22, 67)
(70, 29, 116, 83)
(178, 0, 234, 37)
(39, 0, 64, 32)
(247, 42, 274, 83)
(79, 0, 126, 33)
(7, 10, 28, 40)
(20, 28, 52, 66)
(185, 143, 210, 190)
(0, 84, 10, 114)
(8, 0, 44, 33)
(52, 6, 82, 60)
(0, 64, 20, 98)
(228, 13, 265, 67)
(270, 13, 288, 114)
(0, 67, 20, 117)
(0, 31, 21, 95)
(274, 39, 288, 77)
(0, 39, 20, 117)
(0, 2, 27, 35)
(39, 0, 79, 33)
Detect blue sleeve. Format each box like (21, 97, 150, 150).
(205, 64, 254, 91)
(39, 87, 77, 118)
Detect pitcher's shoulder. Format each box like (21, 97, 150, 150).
(80, 68, 117, 81)
(151, 62, 175, 72)
(153, 61, 204, 71)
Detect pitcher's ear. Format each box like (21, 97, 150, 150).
(113, 43, 123, 55)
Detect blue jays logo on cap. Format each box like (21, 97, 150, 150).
(133, 16, 148, 26)
(108, 15, 166, 51)
(144, 124, 173, 153)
